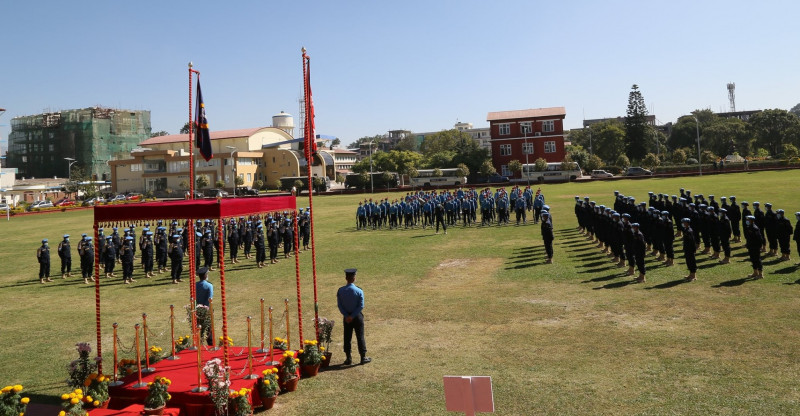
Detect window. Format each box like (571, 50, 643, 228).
(247, 173, 252, 182)
(130, 164, 142, 172)
(542, 120, 555, 133)
(544, 141, 557, 153)
(498, 123, 510, 135)
(499, 144, 512, 156)
(520, 122, 532, 134)
(501, 165, 511, 176)
(168, 161, 189, 173)
(523, 142, 534, 154)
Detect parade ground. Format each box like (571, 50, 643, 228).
(2, 170, 800, 415)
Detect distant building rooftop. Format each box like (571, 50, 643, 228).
(487, 107, 566, 121)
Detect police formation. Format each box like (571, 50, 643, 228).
(574, 189, 800, 284)
(35, 208, 313, 284)
(355, 185, 548, 233)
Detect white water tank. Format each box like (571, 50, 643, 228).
(272, 111, 294, 136)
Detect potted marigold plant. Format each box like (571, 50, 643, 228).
(117, 359, 138, 378)
(149, 346, 164, 364)
(272, 337, 287, 351)
(298, 340, 323, 378)
(227, 388, 252, 416)
(0, 384, 30, 416)
(175, 335, 192, 353)
(255, 368, 279, 410)
(81, 373, 110, 408)
(143, 377, 171, 416)
(316, 317, 334, 367)
(59, 388, 88, 416)
(278, 351, 299, 393)
(217, 336, 234, 348)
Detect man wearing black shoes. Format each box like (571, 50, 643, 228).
(337, 268, 371, 366)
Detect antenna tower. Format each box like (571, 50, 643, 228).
(727, 82, 736, 112)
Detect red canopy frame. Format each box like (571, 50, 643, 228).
(91, 195, 297, 372)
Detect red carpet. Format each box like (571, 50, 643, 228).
(108, 347, 291, 416)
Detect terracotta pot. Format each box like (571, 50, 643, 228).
(320, 352, 332, 369)
(142, 405, 165, 416)
(97, 400, 110, 409)
(261, 394, 278, 410)
(279, 376, 299, 393)
(300, 363, 320, 378)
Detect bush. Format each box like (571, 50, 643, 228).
(671, 149, 687, 164)
(253, 179, 264, 190)
(686, 158, 699, 165)
(272, 179, 282, 191)
(615, 155, 630, 168)
(642, 153, 660, 170)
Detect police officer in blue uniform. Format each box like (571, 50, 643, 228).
(337, 268, 371, 366)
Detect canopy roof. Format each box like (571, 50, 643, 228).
(94, 195, 296, 222)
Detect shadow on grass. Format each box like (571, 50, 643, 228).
(580, 260, 613, 268)
(593, 279, 634, 290)
(567, 247, 596, 253)
(581, 273, 621, 283)
(773, 265, 800, 275)
(505, 261, 539, 270)
(712, 276, 755, 287)
(410, 234, 436, 239)
(645, 279, 689, 289)
(578, 266, 617, 274)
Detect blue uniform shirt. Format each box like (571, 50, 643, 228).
(337, 283, 364, 319)
(196, 279, 214, 307)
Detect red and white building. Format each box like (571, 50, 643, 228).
(487, 107, 567, 178)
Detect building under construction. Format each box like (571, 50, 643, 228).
(6, 107, 151, 180)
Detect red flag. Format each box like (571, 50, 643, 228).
(304, 56, 317, 159)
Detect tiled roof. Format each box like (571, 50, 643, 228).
(486, 107, 566, 121)
(140, 127, 266, 146)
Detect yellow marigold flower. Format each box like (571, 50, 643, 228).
(147, 382, 153, 386)
(322, 355, 327, 360)
(74, 389, 83, 395)
(61, 394, 70, 401)
(19, 413, 24, 416)
(298, 349, 304, 354)
(230, 391, 238, 398)
(272, 368, 278, 373)
(93, 401, 99, 407)
(294, 358, 299, 363)
(1, 386, 11, 393)
(85, 396, 92, 403)
(13, 385, 23, 393)
(70, 398, 79, 405)
(59, 411, 66, 416)
(167, 394, 171, 400)
(77, 395, 83, 400)
(97, 376, 105, 383)
(320, 346, 325, 351)
(20, 397, 30, 404)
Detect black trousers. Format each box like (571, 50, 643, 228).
(39, 261, 50, 278)
(342, 313, 366, 357)
(684, 250, 697, 272)
(543, 238, 553, 259)
(749, 248, 762, 271)
(60, 256, 72, 274)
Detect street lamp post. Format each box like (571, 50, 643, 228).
(369, 140, 375, 194)
(692, 115, 702, 176)
(64, 157, 77, 182)
(523, 128, 530, 186)
(225, 146, 237, 197)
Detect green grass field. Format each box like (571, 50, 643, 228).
(2, 170, 800, 415)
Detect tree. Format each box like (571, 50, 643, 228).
(272, 179, 282, 190)
(253, 179, 264, 190)
(432, 168, 443, 177)
(419, 130, 460, 156)
(455, 163, 469, 178)
(584, 154, 603, 172)
(196, 175, 210, 189)
(615, 154, 630, 168)
(790, 103, 800, 118)
(782, 143, 799, 159)
(582, 120, 626, 164)
(381, 172, 393, 191)
(668, 110, 717, 151)
(624, 84, 649, 162)
(180, 122, 192, 134)
(565, 145, 589, 170)
(215, 180, 225, 188)
(700, 150, 717, 163)
(394, 134, 419, 152)
(748, 109, 800, 157)
(179, 180, 190, 190)
(423, 151, 455, 169)
(533, 158, 547, 172)
(478, 160, 497, 177)
(703, 117, 750, 157)
(150, 130, 169, 138)
(508, 160, 523, 176)
(349, 134, 384, 148)
(641, 153, 660, 170)
(671, 149, 687, 164)
(335, 173, 345, 184)
(330, 138, 341, 148)
(234, 176, 244, 186)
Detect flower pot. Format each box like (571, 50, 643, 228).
(98, 399, 110, 409)
(320, 352, 332, 369)
(261, 394, 278, 410)
(300, 363, 320, 378)
(142, 406, 165, 416)
(279, 376, 299, 393)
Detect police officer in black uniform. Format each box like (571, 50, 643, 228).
(103, 235, 116, 278)
(142, 231, 155, 278)
(37, 239, 52, 283)
(79, 236, 95, 284)
(776, 209, 793, 261)
(744, 215, 765, 279)
(121, 236, 135, 284)
(58, 234, 72, 279)
(541, 210, 554, 264)
(168, 234, 183, 284)
(682, 218, 698, 282)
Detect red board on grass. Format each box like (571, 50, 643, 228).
(443, 376, 494, 415)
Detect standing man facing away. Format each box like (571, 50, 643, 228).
(337, 268, 371, 366)
(195, 267, 214, 345)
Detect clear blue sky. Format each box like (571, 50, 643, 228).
(2, 0, 798, 150)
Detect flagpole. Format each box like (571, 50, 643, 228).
(302, 47, 321, 342)
(188, 62, 199, 349)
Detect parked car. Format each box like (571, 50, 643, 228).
(204, 188, 229, 198)
(82, 197, 105, 207)
(54, 199, 76, 207)
(624, 167, 653, 176)
(110, 194, 127, 202)
(27, 201, 54, 211)
(125, 193, 143, 201)
(484, 174, 510, 183)
(0, 203, 9, 211)
(236, 187, 259, 196)
(590, 169, 614, 178)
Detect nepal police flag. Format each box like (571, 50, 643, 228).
(195, 79, 213, 162)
